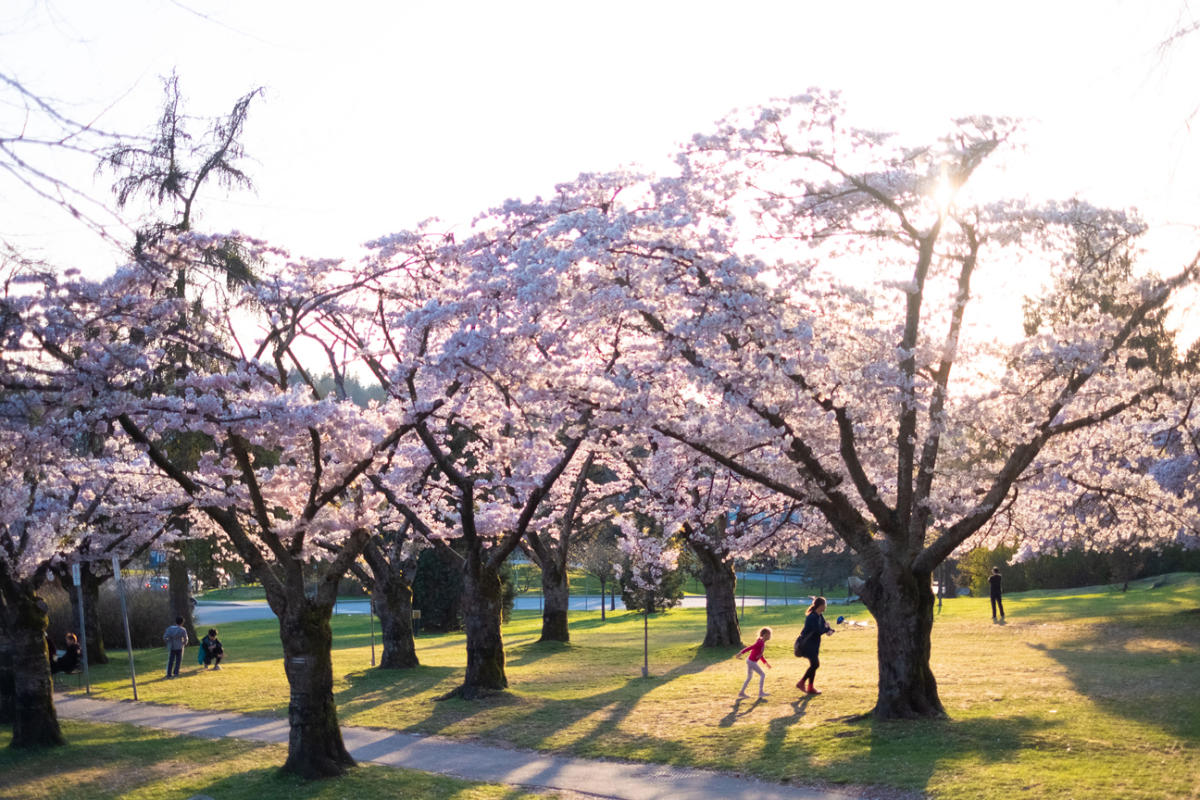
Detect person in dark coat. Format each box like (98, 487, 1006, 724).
(51, 632, 81, 674)
(989, 567, 1005, 621)
(795, 596, 834, 695)
(200, 628, 224, 670)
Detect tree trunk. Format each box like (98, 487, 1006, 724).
(2, 582, 64, 748)
(277, 597, 355, 777)
(65, 564, 108, 665)
(372, 559, 419, 669)
(690, 540, 742, 648)
(447, 560, 507, 699)
(859, 565, 945, 719)
(538, 561, 570, 643)
(599, 578, 606, 622)
(0, 602, 15, 725)
(168, 556, 197, 644)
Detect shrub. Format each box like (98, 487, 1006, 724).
(44, 580, 173, 650)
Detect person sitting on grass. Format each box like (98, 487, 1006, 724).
(51, 632, 81, 674)
(200, 628, 224, 670)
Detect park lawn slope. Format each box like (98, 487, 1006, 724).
(66, 573, 1200, 800)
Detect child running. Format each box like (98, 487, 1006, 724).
(736, 626, 772, 699)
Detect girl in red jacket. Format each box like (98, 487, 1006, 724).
(736, 627, 772, 699)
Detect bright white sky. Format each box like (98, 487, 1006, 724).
(2, 0, 1199, 337)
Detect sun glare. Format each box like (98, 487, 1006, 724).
(931, 169, 957, 215)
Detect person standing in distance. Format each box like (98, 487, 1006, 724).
(989, 567, 1005, 622)
(163, 616, 188, 678)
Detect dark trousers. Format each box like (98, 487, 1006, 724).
(991, 595, 1005, 619)
(800, 654, 820, 685)
(167, 648, 183, 676)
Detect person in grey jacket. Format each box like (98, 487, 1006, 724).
(163, 616, 188, 678)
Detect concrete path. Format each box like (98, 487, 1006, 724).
(55, 694, 863, 800)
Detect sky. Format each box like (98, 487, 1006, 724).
(2, 0, 1199, 336)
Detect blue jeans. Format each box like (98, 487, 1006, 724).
(167, 648, 182, 676)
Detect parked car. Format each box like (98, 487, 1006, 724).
(144, 576, 169, 590)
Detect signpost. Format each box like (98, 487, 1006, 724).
(70, 563, 90, 695)
(112, 557, 139, 700)
(369, 594, 376, 667)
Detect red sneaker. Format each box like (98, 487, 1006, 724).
(805, 684, 822, 695)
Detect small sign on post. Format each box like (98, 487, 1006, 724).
(112, 556, 139, 701)
(70, 563, 90, 695)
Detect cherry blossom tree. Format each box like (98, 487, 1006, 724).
(438, 93, 1200, 719)
(337, 522, 421, 669)
(614, 516, 681, 677)
(610, 94, 1200, 718)
(5, 243, 435, 774)
(353, 212, 635, 692)
(621, 435, 813, 648)
(1, 267, 183, 746)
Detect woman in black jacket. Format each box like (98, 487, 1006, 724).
(795, 596, 834, 695)
(51, 632, 81, 674)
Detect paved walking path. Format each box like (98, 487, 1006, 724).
(55, 694, 864, 800)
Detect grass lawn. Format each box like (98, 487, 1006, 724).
(44, 573, 1200, 800)
(0, 720, 564, 799)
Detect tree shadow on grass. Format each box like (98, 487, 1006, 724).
(848, 714, 1048, 795)
(335, 665, 460, 719)
(400, 645, 719, 750)
(505, 639, 575, 667)
(1026, 612, 1200, 739)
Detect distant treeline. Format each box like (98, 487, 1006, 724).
(959, 542, 1200, 596)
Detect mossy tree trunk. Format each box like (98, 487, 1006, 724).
(275, 594, 355, 777)
(454, 556, 507, 698)
(168, 555, 197, 644)
(689, 538, 742, 648)
(358, 537, 419, 669)
(0, 571, 64, 749)
(858, 562, 944, 719)
(537, 560, 570, 643)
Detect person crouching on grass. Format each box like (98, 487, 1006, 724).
(736, 627, 772, 699)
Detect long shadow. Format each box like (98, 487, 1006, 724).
(335, 664, 459, 719)
(506, 639, 573, 667)
(844, 714, 1048, 794)
(408, 643, 721, 750)
(1027, 611, 1200, 739)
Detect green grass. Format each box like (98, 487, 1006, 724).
(0, 720, 563, 799)
(42, 573, 1200, 800)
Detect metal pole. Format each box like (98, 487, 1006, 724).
(70, 563, 90, 695)
(112, 556, 139, 700)
(641, 591, 649, 678)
